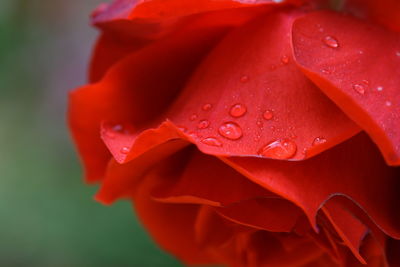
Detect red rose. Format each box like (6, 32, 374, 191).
(68, 0, 400, 266)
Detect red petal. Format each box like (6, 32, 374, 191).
(68, 22, 227, 182)
(322, 200, 368, 264)
(95, 139, 188, 204)
(292, 11, 400, 166)
(131, 159, 214, 265)
(215, 198, 301, 232)
(166, 10, 359, 161)
(222, 133, 400, 239)
(246, 231, 323, 267)
(152, 150, 276, 206)
(194, 205, 240, 249)
(93, 0, 302, 23)
(89, 1, 280, 81)
(344, 0, 400, 32)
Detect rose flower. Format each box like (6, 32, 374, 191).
(68, 0, 400, 266)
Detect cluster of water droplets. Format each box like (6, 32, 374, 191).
(102, 123, 133, 155)
(184, 94, 304, 159)
(321, 33, 396, 110)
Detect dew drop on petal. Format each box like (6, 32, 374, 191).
(190, 114, 198, 121)
(197, 120, 210, 129)
(263, 109, 274, 120)
(281, 55, 289, 65)
(177, 126, 187, 132)
(396, 51, 400, 57)
(385, 101, 392, 107)
(323, 36, 339, 48)
(201, 137, 222, 147)
(376, 86, 384, 92)
(240, 75, 249, 83)
(362, 79, 370, 85)
(312, 137, 327, 146)
(120, 146, 129, 154)
(353, 84, 366, 95)
(230, 103, 247, 118)
(202, 103, 212, 111)
(321, 69, 331, 75)
(218, 122, 243, 140)
(259, 139, 297, 159)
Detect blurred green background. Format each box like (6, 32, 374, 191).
(0, 1, 181, 266)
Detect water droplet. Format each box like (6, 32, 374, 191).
(190, 114, 198, 121)
(120, 146, 129, 154)
(218, 122, 243, 140)
(202, 103, 212, 111)
(197, 120, 210, 129)
(353, 84, 365, 95)
(270, 126, 276, 131)
(256, 120, 263, 127)
(240, 75, 249, 83)
(385, 101, 392, 107)
(358, 50, 364, 55)
(230, 103, 247, 118)
(259, 139, 297, 159)
(281, 55, 289, 65)
(312, 137, 327, 146)
(263, 110, 274, 120)
(323, 36, 339, 48)
(362, 79, 370, 85)
(201, 137, 222, 147)
(321, 69, 331, 74)
(187, 131, 199, 139)
(396, 51, 400, 57)
(376, 86, 384, 92)
(177, 126, 187, 132)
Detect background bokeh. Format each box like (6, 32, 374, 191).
(0, 1, 181, 266)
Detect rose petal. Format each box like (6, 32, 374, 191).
(222, 133, 400, 239)
(166, 10, 360, 161)
(246, 231, 323, 267)
(89, 1, 281, 81)
(131, 159, 214, 265)
(215, 198, 301, 232)
(322, 200, 368, 264)
(292, 11, 400, 166)
(68, 23, 228, 182)
(152, 150, 276, 206)
(95, 139, 189, 205)
(344, 0, 400, 32)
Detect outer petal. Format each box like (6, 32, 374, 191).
(69, 22, 228, 182)
(89, 0, 291, 81)
(131, 152, 215, 265)
(95, 139, 189, 204)
(344, 0, 400, 32)
(292, 11, 400, 166)
(215, 198, 301, 232)
(151, 150, 277, 206)
(166, 9, 360, 161)
(222, 133, 400, 239)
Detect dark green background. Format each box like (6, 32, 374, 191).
(0, 1, 181, 266)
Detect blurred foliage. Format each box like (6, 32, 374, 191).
(0, 0, 181, 266)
